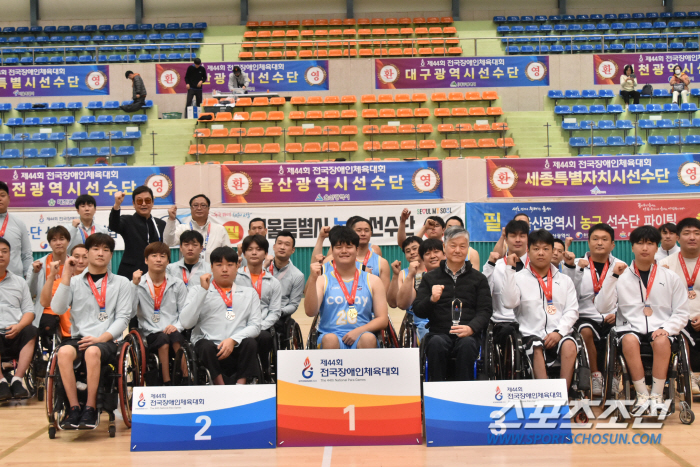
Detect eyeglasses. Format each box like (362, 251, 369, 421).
(191, 204, 209, 209)
(135, 198, 153, 205)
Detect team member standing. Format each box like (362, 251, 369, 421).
(67, 195, 110, 256)
(239, 218, 273, 267)
(109, 187, 166, 279)
(483, 220, 530, 358)
(267, 231, 305, 332)
(132, 242, 188, 386)
(658, 217, 700, 394)
(184, 58, 207, 116)
(236, 235, 282, 380)
(163, 194, 229, 263)
(51, 233, 132, 429)
(502, 229, 579, 390)
(0, 181, 32, 277)
(655, 223, 680, 261)
(167, 231, 211, 290)
(413, 227, 492, 381)
(180, 247, 261, 385)
(305, 227, 388, 349)
(119, 71, 148, 113)
(552, 239, 566, 271)
(493, 213, 531, 258)
(561, 223, 624, 397)
(596, 226, 689, 414)
(0, 237, 36, 400)
(388, 236, 423, 308)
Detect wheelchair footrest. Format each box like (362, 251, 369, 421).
(578, 367, 591, 391)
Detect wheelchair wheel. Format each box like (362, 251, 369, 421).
(45, 349, 64, 433)
(573, 332, 592, 400)
(172, 343, 198, 386)
(127, 330, 147, 387)
(306, 315, 320, 350)
(383, 316, 400, 348)
(267, 330, 278, 384)
(602, 331, 621, 404)
(677, 334, 693, 410)
(290, 319, 304, 350)
(117, 340, 139, 428)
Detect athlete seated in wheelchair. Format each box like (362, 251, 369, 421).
(596, 225, 693, 420)
(0, 237, 38, 401)
(304, 226, 389, 350)
(48, 233, 134, 432)
(502, 229, 590, 399)
(131, 242, 188, 386)
(412, 227, 493, 381)
(179, 246, 262, 385)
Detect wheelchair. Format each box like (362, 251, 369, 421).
(602, 329, 694, 424)
(305, 313, 399, 349)
(262, 315, 304, 384)
(35, 329, 63, 402)
(127, 329, 194, 387)
(418, 330, 495, 382)
(0, 340, 42, 402)
(45, 338, 139, 439)
(171, 338, 265, 386)
(487, 321, 521, 381)
(398, 313, 420, 349)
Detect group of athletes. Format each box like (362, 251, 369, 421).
(0, 178, 699, 429)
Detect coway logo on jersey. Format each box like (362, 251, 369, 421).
(326, 295, 371, 306)
(137, 392, 146, 407)
(302, 357, 314, 379)
(495, 386, 503, 401)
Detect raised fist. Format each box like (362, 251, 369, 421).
(32, 260, 42, 273)
(431, 285, 445, 303)
(578, 259, 589, 269)
(408, 261, 421, 276)
(565, 237, 573, 250)
(488, 251, 501, 263)
(400, 208, 410, 223)
(200, 273, 212, 289)
(114, 191, 125, 208)
(49, 260, 61, 276)
(132, 269, 143, 285)
(64, 257, 77, 275)
(314, 254, 325, 264)
(310, 261, 323, 278)
(563, 251, 576, 266)
(168, 205, 177, 220)
(506, 253, 519, 268)
(613, 263, 627, 276)
(391, 260, 402, 275)
(72, 218, 81, 228)
(319, 226, 330, 239)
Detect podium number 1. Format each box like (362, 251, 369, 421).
(195, 415, 212, 440)
(343, 405, 355, 431)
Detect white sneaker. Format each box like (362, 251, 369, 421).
(691, 374, 700, 395)
(649, 393, 665, 414)
(632, 393, 650, 417)
(592, 373, 603, 397)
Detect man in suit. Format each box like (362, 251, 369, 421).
(109, 186, 166, 280)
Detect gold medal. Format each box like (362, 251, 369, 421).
(644, 306, 653, 317)
(547, 304, 557, 315)
(348, 306, 358, 320)
(689, 290, 697, 300)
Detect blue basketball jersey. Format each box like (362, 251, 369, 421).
(403, 267, 429, 328)
(319, 267, 373, 337)
(356, 250, 381, 278)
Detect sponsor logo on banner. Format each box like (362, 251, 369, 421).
(301, 357, 314, 379)
(495, 386, 503, 401)
(138, 392, 146, 408)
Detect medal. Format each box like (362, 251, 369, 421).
(213, 281, 235, 318)
(0, 213, 8, 238)
(547, 304, 557, 315)
(87, 273, 108, 322)
(331, 260, 360, 316)
(348, 306, 358, 320)
(533, 265, 556, 316)
(226, 309, 236, 321)
(152, 313, 160, 323)
(678, 255, 700, 301)
(634, 262, 658, 318)
(147, 275, 167, 325)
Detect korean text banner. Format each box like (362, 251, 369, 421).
(0, 65, 109, 97)
(221, 161, 442, 203)
(487, 154, 700, 198)
(1, 166, 175, 208)
(156, 60, 329, 93)
(375, 56, 549, 89)
(466, 200, 700, 242)
(594, 52, 699, 85)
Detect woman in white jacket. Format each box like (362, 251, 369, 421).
(595, 226, 689, 416)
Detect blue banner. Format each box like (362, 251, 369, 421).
(1, 166, 175, 208)
(375, 56, 549, 89)
(0, 65, 109, 97)
(156, 60, 329, 94)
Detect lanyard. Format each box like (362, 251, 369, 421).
(181, 262, 200, 285)
(679, 255, 700, 291)
(332, 261, 359, 305)
(87, 272, 108, 311)
(146, 275, 167, 311)
(44, 254, 63, 280)
(145, 217, 161, 243)
(191, 221, 211, 252)
(213, 281, 235, 310)
(362, 250, 371, 267)
(590, 258, 610, 295)
(533, 267, 553, 303)
(245, 267, 265, 299)
(268, 261, 290, 281)
(633, 262, 657, 304)
(79, 223, 96, 242)
(0, 213, 8, 237)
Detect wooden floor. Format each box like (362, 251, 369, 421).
(2, 305, 698, 466)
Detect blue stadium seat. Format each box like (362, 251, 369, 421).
(580, 120, 596, 130)
(48, 132, 66, 141)
(570, 137, 587, 148)
(12, 133, 30, 142)
(194, 22, 207, 30)
(494, 16, 506, 23)
(108, 131, 124, 139)
(138, 54, 152, 62)
(0, 134, 10, 143)
(607, 104, 624, 115)
(98, 146, 116, 156)
(78, 55, 94, 63)
(39, 148, 57, 159)
(657, 119, 675, 129)
(607, 136, 624, 146)
(616, 120, 634, 130)
(572, 105, 588, 114)
(86, 101, 103, 111)
(85, 25, 97, 33)
(71, 131, 88, 141)
(113, 115, 130, 124)
(167, 53, 182, 61)
(564, 45, 579, 53)
(96, 115, 113, 125)
(1, 149, 20, 159)
(19, 57, 34, 65)
(626, 135, 644, 146)
(6, 118, 23, 127)
(125, 131, 141, 139)
(562, 121, 579, 131)
(24, 117, 39, 126)
(30, 133, 47, 142)
(183, 53, 197, 60)
(103, 101, 119, 110)
(126, 24, 139, 32)
(79, 147, 98, 157)
(191, 33, 204, 41)
(667, 135, 681, 145)
(670, 42, 685, 50)
(64, 56, 78, 64)
(597, 120, 615, 130)
(678, 119, 692, 128)
(647, 103, 663, 112)
(40, 117, 57, 126)
(682, 103, 699, 113)
(112, 24, 125, 32)
(131, 115, 148, 124)
(112, 163, 128, 166)
(140, 24, 153, 31)
(180, 23, 194, 30)
(78, 116, 96, 126)
(664, 103, 680, 112)
(589, 104, 606, 114)
(116, 146, 135, 157)
(520, 46, 534, 54)
(61, 148, 79, 158)
(590, 136, 606, 146)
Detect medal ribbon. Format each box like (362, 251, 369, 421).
(633, 262, 657, 305)
(146, 276, 167, 311)
(590, 258, 610, 295)
(87, 272, 108, 311)
(533, 266, 553, 305)
(0, 214, 8, 237)
(212, 281, 233, 309)
(79, 223, 96, 242)
(332, 260, 359, 306)
(678, 255, 700, 292)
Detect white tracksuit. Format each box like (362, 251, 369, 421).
(483, 254, 528, 323)
(560, 253, 624, 323)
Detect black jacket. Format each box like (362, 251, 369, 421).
(132, 74, 147, 99)
(109, 208, 165, 279)
(185, 65, 207, 88)
(412, 260, 493, 335)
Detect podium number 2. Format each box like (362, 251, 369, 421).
(343, 405, 355, 431)
(195, 415, 212, 440)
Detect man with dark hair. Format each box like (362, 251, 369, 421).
(0, 237, 37, 400)
(659, 217, 700, 394)
(51, 232, 132, 429)
(164, 194, 229, 263)
(109, 186, 166, 279)
(180, 246, 261, 385)
(552, 239, 566, 270)
(236, 235, 281, 380)
(27, 225, 71, 341)
(446, 216, 464, 229)
(68, 194, 109, 255)
(413, 227, 492, 381)
(597, 225, 688, 415)
(0, 180, 32, 277)
(166, 230, 211, 290)
(502, 229, 579, 391)
(655, 223, 680, 261)
(388, 236, 423, 308)
(305, 226, 388, 349)
(239, 218, 272, 267)
(132, 242, 188, 386)
(493, 213, 532, 260)
(228, 65, 250, 91)
(392, 236, 433, 342)
(562, 223, 624, 397)
(120, 70, 147, 113)
(268, 231, 305, 335)
(184, 57, 207, 116)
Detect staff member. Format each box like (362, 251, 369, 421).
(0, 181, 32, 277)
(184, 58, 207, 117)
(119, 71, 147, 113)
(109, 186, 166, 280)
(620, 65, 640, 110)
(228, 66, 250, 91)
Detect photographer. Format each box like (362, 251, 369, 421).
(620, 65, 640, 110)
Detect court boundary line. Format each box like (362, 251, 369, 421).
(654, 443, 694, 467)
(0, 426, 45, 461)
(321, 446, 333, 467)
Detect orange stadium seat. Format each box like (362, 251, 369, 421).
(323, 142, 340, 152)
(250, 111, 266, 121)
(246, 127, 265, 137)
(188, 144, 206, 155)
(225, 144, 242, 154)
(473, 123, 490, 131)
(400, 140, 416, 150)
(379, 109, 396, 118)
(363, 141, 380, 151)
(214, 112, 232, 122)
(235, 97, 253, 107)
(211, 128, 228, 138)
(324, 110, 340, 119)
(305, 127, 322, 136)
(438, 124, 454, 133)
(285, 143, 302, 153)
(441, 139, 459, 150)
(478, 138, 497, 148)
(487, 107, 504, 116)
(303, 142, 322, 153)
(461, 139, 477, 149)
(469, 108, 486, 116)
(455, 123, 472, 132)
(230, 128, 246, 137)
(307, 96, 323, 105)
(245, 144, 262, 154)
(414, 108, 431, 118)
(417, 124, 433, 134)
(448, 47, 462, 55)
(193, 129, 210, 138)
(399, 124, 415, 134)
(206, 144, 225, 154)
(233, 112, 249, 121)
(341, 125, 358, 135)
(498, 138, 515, 148)
(362, 125, 379, 135)
(431, 92, 447, 104)
(362, 109, 378, 119)
(382, 141, 400, 150)
(267, 111, 284, 121)
(341, 109, 358, 119)
(252, 97, 269, 106)
(419, 140, 436, 150)
(448, 92, 463, 102)
(265, 127, 283, 137)
(289, 111, 305, 120)
(380, 125, 398, 134)
(306, 110, 322, 120)
(341, 141, 358, 152)
(323, 126, 340, 135)
(324, 96, 340, 105)
(451, 108, 468, 117)
(397, 108, 413, 118)
(434, 108, 450, 118)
